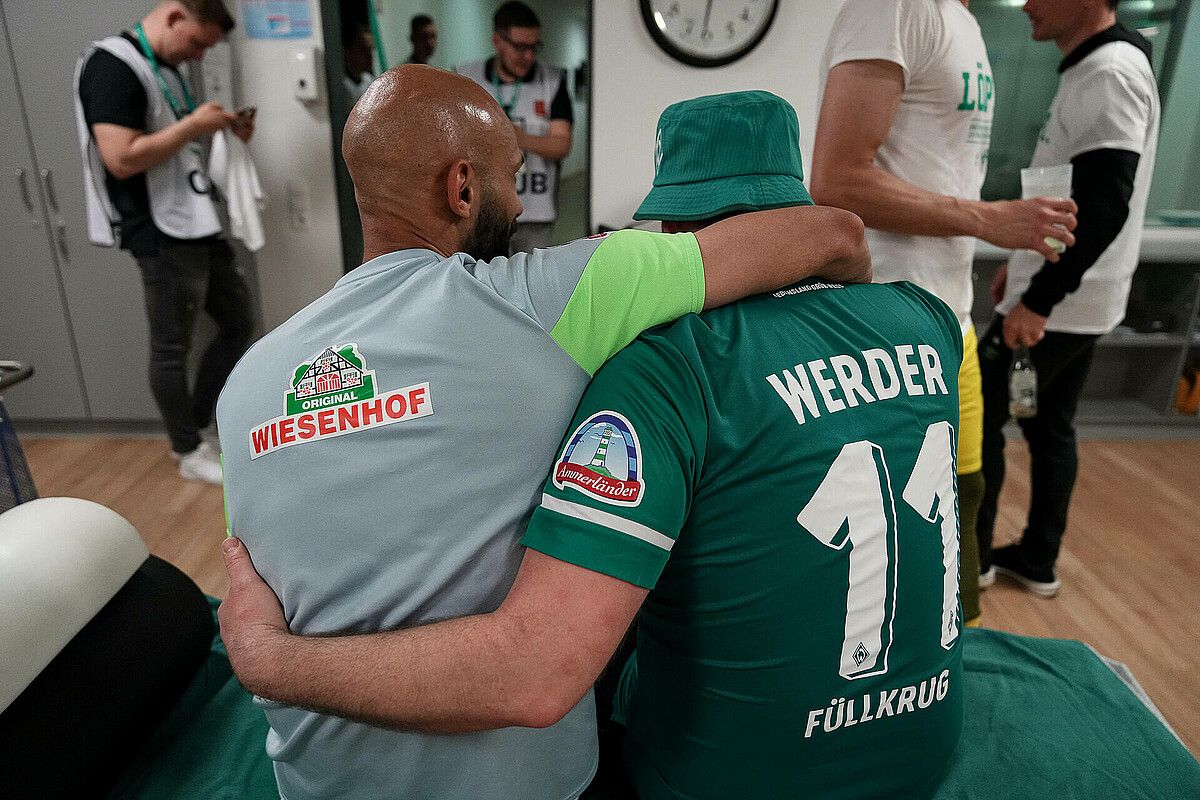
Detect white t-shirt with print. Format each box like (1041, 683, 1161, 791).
(820, 0, 993, 326)
(998, 40, 1159, 335)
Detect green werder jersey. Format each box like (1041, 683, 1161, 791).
(523, 280, 966, 799)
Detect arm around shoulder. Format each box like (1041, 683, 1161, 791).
(695, 205, 870, 310)
(219, 537, 645, 733)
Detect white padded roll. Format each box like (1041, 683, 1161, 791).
(0, 497, 148, 712)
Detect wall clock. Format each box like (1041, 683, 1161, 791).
(640, 0, 780, 68)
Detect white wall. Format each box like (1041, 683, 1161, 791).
(226, 6, 343, 330)
(591, 2, 843, 229)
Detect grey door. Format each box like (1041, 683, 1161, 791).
(0, 3, 88, 419)
(1, 0, 157, 420)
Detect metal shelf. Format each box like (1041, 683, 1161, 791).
(1097, 333, 1192, 349)
(971, 258, 1200, 432)
(1076, 398, 1169, 425)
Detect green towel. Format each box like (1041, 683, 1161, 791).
(936, 628, 1200, 799)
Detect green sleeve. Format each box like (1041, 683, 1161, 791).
(522, 333, 706, 588)
(549, 230, 704, 375)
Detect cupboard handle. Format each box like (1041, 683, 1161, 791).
(16, 168, 33, 211)
(55, 220, 69, 261)
(40, 168, 59, 212)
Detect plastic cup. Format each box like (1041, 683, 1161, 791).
(1021, 164, 1072, 254)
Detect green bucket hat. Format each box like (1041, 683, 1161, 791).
(633, 90, 814, 222)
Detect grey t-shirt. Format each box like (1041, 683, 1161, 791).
(216, 231, 704, 800)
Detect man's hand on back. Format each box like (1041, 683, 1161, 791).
(218, 536, 289, 697)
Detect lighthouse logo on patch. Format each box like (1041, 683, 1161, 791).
(553, 410, 644, 507)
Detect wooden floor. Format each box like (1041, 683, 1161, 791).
(15, 435, 1200, 756)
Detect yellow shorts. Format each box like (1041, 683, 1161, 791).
(957, 325, 982, 475)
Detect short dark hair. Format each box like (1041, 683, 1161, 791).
(411, 14, 433, 36)
(494, 2, 538, 32)
(178, 0, 235, 33)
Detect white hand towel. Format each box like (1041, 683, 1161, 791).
(209, 129, 267, 252)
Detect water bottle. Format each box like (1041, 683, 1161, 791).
(1009, 345, 1038, 418)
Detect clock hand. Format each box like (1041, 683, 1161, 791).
(702, 0, 714, 37)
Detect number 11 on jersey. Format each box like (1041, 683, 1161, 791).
(797, 422, 960, 682)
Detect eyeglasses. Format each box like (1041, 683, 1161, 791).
(498, 31, 542, 55)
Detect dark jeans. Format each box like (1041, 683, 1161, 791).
(977, 315, 1098, 570)
(135, 238, 253, 454)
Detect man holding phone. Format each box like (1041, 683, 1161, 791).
(74, 0, 255, 485)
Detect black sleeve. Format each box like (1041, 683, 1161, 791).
(549, 70, 573, 124)
(1019, 147, 1140, 316)
(78, 49, 147, 131)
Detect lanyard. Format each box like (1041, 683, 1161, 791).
(133, 23, 196, 120)
(491, 67, 521, 118)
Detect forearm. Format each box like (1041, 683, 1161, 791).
(697, 206, 870, 309)
(813, 162, 985, 239)
(98, 118, 199, 179)
(515, 127, 571, 161)
(244, 612, 568, 734)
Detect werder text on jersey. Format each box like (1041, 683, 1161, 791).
(767, 344, 949, 426)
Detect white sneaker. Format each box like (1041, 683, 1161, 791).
(978, 566, 995, 590)
(174, 441, 224, 485)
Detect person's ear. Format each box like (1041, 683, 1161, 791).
(165, 3, 189, 28)
(446, 159, 474, 220)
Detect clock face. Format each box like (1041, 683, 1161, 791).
(640, 0, 779, 67)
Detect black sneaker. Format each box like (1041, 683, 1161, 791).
(991, 544, 1061, 597)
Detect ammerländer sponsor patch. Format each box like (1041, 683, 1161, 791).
(553, 410, 644, 506)
(248, 343, 432, 459)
